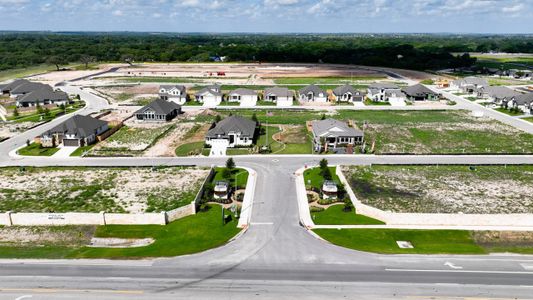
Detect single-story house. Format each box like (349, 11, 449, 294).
(159, 85, 187, 105)
(332, 85, 365, 103)
(298, 85, 328, 103)
(311, 118, 364, 154)
(0, 79, 30, 95)
(367, 83, 402, 102)
(15, 88, 70, 107)
(135, 98, 181, 122)
(507, 92, 533, 114)
(402, 84, 440, 101)
(205, 115, 257, 148)
(450, 77, 489, 94)
(264, 87, 293, 107)
(227, 88, 258, 107)
(195, 85, 223, 107)
(40, 115, 109, 147)
(9, 81, 51, 98)
(480, 86, 522, 106)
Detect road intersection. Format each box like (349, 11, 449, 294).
(0, 80, 532, 299)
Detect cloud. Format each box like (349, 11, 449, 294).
(502, 3, 524, 13)
(112, 9, 123, 16)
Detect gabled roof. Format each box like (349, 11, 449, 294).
(229, 88, 257, 96)
(160, 85, 186, 93)
(195, 86, 223, 97)
(0, 79, 30, 92)
(513, 92, 533, 105)
(299, 84, 326, 95)
(402, 84, 438, 97)
(311, 118, 363, 138)
(206, 115, 256, 138)
(17, 88, 68, 104)
(44, 115, 107, 139)
(264, 87, 293, 98)
(333, 84, 363, 96)
(10, 81, 51, 94)
(484, 86, 521, 99)
(453, 76, 489, 88)
(135, 98, 181, 115)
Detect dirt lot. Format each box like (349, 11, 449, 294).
(27, 64, 122, 86)
(343, 165, 533, 214)
(0, 226, 94, 247)
(95, 84, 158, 105)
(0, 167, 209, 213)
(0, 121, 42, 139)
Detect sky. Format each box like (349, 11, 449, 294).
(0, 0, 532, 33)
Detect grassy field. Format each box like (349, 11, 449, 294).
(303, 166, 341, 190)
(523, 117, 533, 123)
(0, 205, 241, 259)
(91, 125, 174, 156)
(311, 205, 385, 225)
(212, 167, 249, 189)
(495, 107, 524, 116)
(344, 165, 533, 214)
(0, 64, 59, 82)
(175, 141, 206, 156)
(271, 77, 384, 85)
(70, 145, 94, 157)
(314, 229, 486, 254)
(17, 143, 59, 156)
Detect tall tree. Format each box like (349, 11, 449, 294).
(80, 55, 96, 69)
(46, 56, 67, 71)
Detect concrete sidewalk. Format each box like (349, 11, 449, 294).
(313, 224, 533, 231)
(52, 146, 78, 158)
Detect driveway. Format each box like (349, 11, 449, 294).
(51, 146, 78, 158)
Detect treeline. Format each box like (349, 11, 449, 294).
(0, 33, 532, 71)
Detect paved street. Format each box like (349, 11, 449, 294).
(0, 81, 532, 299)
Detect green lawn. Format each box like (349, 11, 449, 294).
(175, 141, 206, 156)
(0, 205, 241, 259)
(0, 64, 81, 82)
(212, 167, 249, 189)
(364, 99, 391, 106)
(495, 107, 523, 116)
(314, 229, 486, 254)
(17, 143, 59, 156)
(303, 166, 340, 190)
(257, 125, 283, 152)
(70, 145, 94, 157)
(226, 148, 253, 155)
(311, 205, 385, 225)
(523, 117, 533, 123)
(8, 101, 85, 123)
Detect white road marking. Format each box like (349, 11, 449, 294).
(385, 268, 533, 275)
(444, 262, 463, 270)
(15, 296, 33, 300)
(521, 263, 533, 271)
(250, 222, 274, 225)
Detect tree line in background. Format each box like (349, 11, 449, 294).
(1, 32, 532, 72)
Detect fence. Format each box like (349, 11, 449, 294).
(336, 166, 533, 227)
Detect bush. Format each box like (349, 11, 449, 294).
(310, 206, 324, 213)
(343, 198, 354, 212)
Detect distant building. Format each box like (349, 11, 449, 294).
(40, 115, 109, 147)
(195, 85, 223, 107)
(402, 84, 440, 101)
(159, 85, 187, 105)
(367, 83, 404, 102)
(480, 86, 522, 107)
(9, 81, 51, 98)
(135, 98, 181, 122)
(264, 87, 293, 107)
(507, 92, 533, 114)
(332, 85, 365, 103)
(15, 88, 69, 107)
(227, 88, 258, 107)
(450, 77, 489, 94)
(298, 85, 328, 103)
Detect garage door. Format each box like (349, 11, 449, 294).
(63, 139, 80, 147)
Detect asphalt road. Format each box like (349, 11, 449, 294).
(0, 80, 532, 299)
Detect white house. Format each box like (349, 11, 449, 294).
(298, 85, 328, 103)
(507, 92, 533, 114)
(195, 85, 223, 107)
(227, 88, 258, 107)
(159, 85, 187, 105)
(367, 83, 402, 102)
(205, 115, 257, 148)
(450, 77, 489, 94)
(264, 87, 293, 107)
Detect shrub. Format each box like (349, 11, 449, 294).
(310, 206, 324, 213)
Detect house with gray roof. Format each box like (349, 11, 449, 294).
(40, 115, 109, 147)
(205, 115, 257, 148)
(480, 86, 522, 106)
(159, 85, 187, 105)
(135, 98, 181, 122)
(507, 92, 533, 114)
(264, 87, 293, 107)
(332, 85, 365, 103)
(15, 88, 69, 107)
(451, 77, 488, 94)
(298, 85, 328, 103)
(9, 82, 51, 98)
(367, 83, 403, 102)
(402, 84, 440, 101)
(0, 79, 30, 95)
(195, 85, 223, 107)
(311, 118, 364, 154)
(227, 88, 258, 106)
